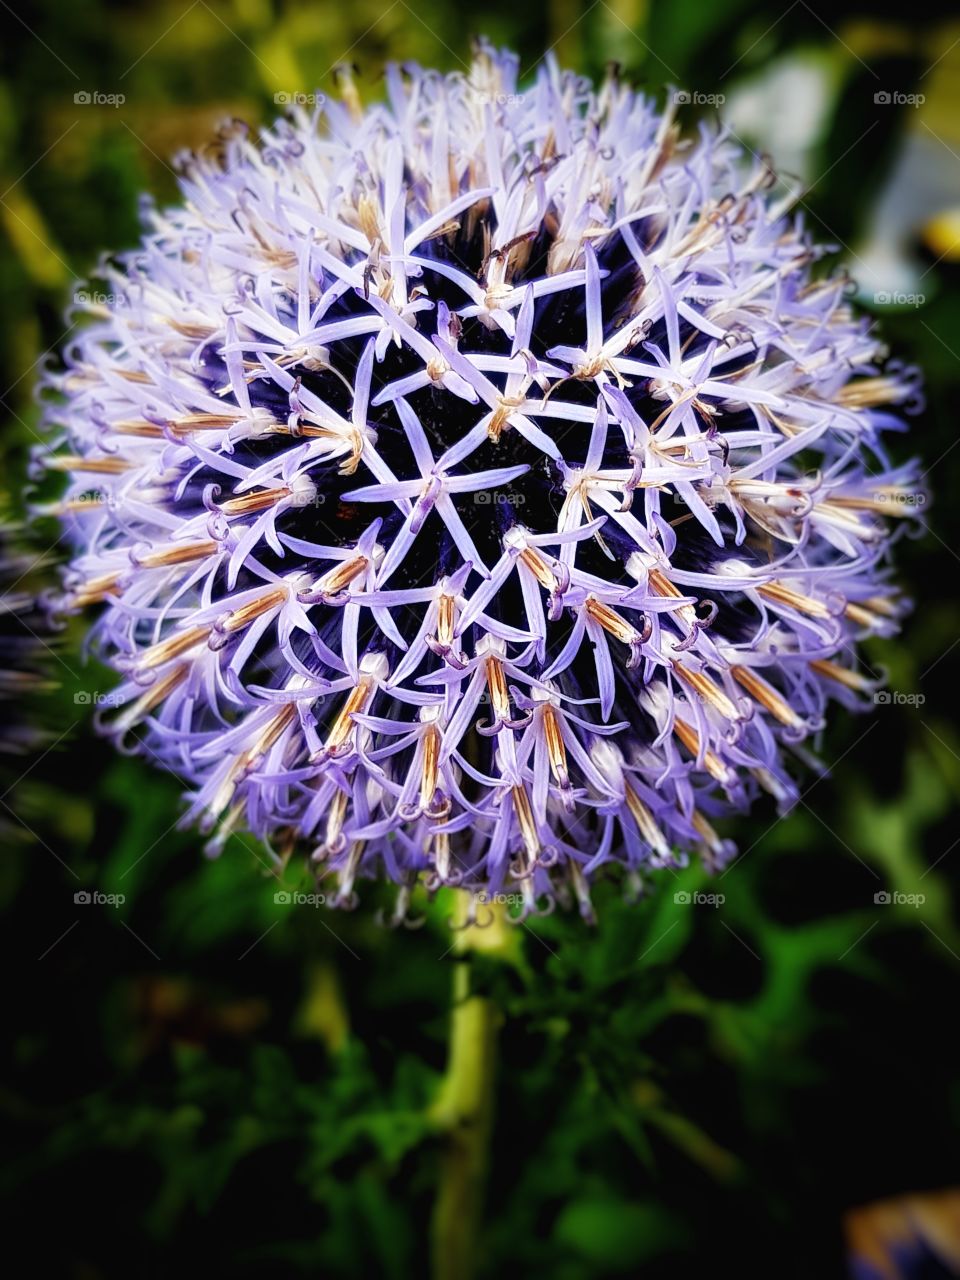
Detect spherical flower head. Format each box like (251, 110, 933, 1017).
(40, 43, 924, 922)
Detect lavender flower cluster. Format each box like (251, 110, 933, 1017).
(40, 44, 923, 921)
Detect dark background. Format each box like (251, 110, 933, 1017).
(1, 1, 959, 1276)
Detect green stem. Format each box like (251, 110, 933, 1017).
(430, 896, 501, 1280)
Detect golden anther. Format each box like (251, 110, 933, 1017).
(648, 567, 699, 630)
(809, 659, 873, 691)
(436, 592, 456, 648)
(138, 625, 210, 671)
(323, 675, 375, 755)
(173, 413, 246, 431)
(137, 540, 219, 570)
(219, 486, 292, 517)
(519, 546, 558, 591)
(44, 455, 132, 476)
(731, 665, 801, 728)
(487, 395, 524, 442)
(757, 580, 831, 619)
(220, 586, 289, 634)
(512, 784, 541, 864)
(541, 704, 569, 788)
(691, 809, 724, 856)
(484, 654, 511, 721)
(672, 719, 732, 785)
(836, 377, 906, 409)
(109, 421, 164, 439)
(317, 555, 368, 597)
(325, 788, 349, 850)
(826, 489, 920, 519)
(585, 596, 642, 648)
(109, 663, 189, 734)
(420, 722, 441, 813)
(624, 784, 670, 858)
(431, 829, 452, 882)
(71, 570, 123, 607)
(673, 664, 739, 720)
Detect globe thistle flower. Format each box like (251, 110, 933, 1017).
(39, 43, 924, 921)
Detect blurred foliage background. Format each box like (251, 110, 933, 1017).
(2, 1, 960, 1276)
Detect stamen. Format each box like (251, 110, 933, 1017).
(207, 703, 298, 821)
(585, 596, 646, 661)
(325, 788, 349, 851)
(172, 412, 249, 431)
(673, 663, 739, 720)
(648, 567, 698, 629)
(488, 394, 524, 442)
(70, 570, 123, 607)
(316, 555, 369, 598)
(861, 594, 900, 619)
(436, 591, 456, 648)
(220, 585, 289, 633)
(324, 681, 373, 755)
(320, 656, 387, 757)
(836, 377, 908, 408)
(136, 540, 219, 569)
(512, 783, 540, 865)
(420, 721, 440, 813)
(826, 490, 921, 519)
(43, 455, 132, 475)
(336, 840, 365, 907)
(137, 625, 210, 671)
(673, 719, 732, 785)
(108, 663, 189, 735)
(752, 766, 791, 802)
(542, 703, 570, 788)
(758, 580, 831, 619)
(809, 659, 873, 692)
(732, 665, 802, 728)
(519, 545, 558, 591)
(357, 195, 383, 246)
(430, 830, 454, 884)
(569, 860, 595, 923)
(484, 652, 511, 724)
(691, 810, 725, 858)
(108, 421, 165, 439)
(624, 783, 671, 860)
(219, 486, 294, 517)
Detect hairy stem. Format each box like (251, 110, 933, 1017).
(430, 894, 502, 1280)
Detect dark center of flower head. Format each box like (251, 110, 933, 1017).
(41, 43, 924, 923)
